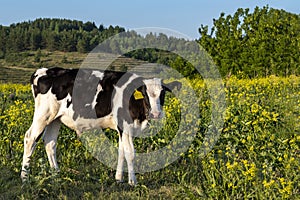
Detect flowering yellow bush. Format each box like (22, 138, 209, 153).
(184, 75, 299, 199)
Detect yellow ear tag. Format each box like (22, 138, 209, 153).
(134, 89, 144, 100)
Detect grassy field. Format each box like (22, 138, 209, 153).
(0, 75, 299, 199)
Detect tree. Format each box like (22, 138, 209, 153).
(198, 6, 300, 77)
(77, 34, 91, 53)
(30, 28, 42, 50)
(0, 26, 8, 57)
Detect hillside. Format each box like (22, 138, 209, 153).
(0, 50, 158, 83)
(0, 51, 86, 83)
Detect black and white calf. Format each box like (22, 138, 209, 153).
(21, 67, 181, 185)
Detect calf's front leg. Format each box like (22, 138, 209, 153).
(116, 137, 125, 183)
(116, 128, 137, 186)
(122, 132, 136, 186)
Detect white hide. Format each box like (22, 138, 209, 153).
(143, 78, 163, 119)
(33, 68, 48, 85)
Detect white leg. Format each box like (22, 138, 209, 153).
(43, 119, 61, 170)
(123, 132, 137, 186)
(21, 120, 47, 181)
(21, 96, 57, 181)
(116, 136, 125, 182)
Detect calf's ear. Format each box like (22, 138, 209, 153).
(163, 81, 182, 92)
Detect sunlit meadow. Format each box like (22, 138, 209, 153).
(0, 76, 299, 199)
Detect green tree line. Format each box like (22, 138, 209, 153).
(0, 18, 125, 55)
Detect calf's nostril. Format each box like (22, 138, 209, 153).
(150, 112, 161, 119)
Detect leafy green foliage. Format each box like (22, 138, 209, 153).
(198, 6, 300, 77)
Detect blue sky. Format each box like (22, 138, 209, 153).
(1, 0, 299, 39)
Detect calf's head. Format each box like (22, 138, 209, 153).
(143, 78, 181, 119)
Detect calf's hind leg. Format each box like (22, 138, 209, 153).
(21, 99, 58, 181)
(21, 119, 48, 181)
(43, 119, 61, 171)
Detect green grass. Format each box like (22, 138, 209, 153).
(0, 75, 299, 199)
